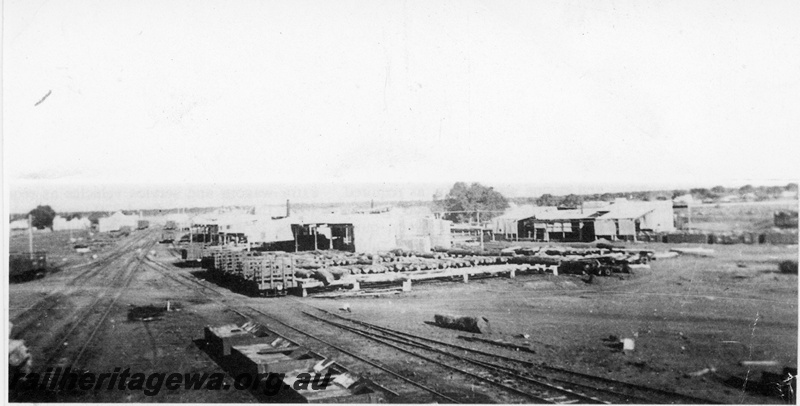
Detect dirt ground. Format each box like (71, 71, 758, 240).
(680, 200, 797, 232)
(302, 243, 797, 403)
(7, 228, 798, 403)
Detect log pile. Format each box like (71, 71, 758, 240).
(201, 244, 656, 288)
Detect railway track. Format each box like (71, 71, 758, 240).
(10, 230, 154, 327)
(143, 255, 719, 404)
(143, 257, 463, 403)
(11, 236, 157, 401)
(301, 307, 718, 404)
(301, 310, 609, 404)
(37, 240, 156, 368)
(144, 258, 636, 403)
(59, 242, 157, 371)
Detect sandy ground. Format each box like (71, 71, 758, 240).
(7, 229, 798, 403)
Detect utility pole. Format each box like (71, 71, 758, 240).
(313, 225, 318, 251)
(477, 211, 484, 252)
(687, 204, 692, 231)
(28, 214, 34, 260)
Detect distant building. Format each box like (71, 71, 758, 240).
(52, 216, 91, 231)
(492, 206, 557, 241)
(98, 211, 139, 232)
(515, 200, 675, 242)
(10, 219, 29, 230)
(593, 201, 675, 240)
(672, 194, 695, 208)
(198, 208, 452, 254)
(288, 210, 452, 253)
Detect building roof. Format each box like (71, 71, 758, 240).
(494, 206, 557, 222)
(596, 205, 655, 220)
(243, 217, 294, 242)
(528, 209, 596, 221)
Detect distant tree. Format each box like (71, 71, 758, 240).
(738, 184, 755, 194)
(786, 183, 798, 192)
(766, 186, 784, 197)
(29, 205, 56, 230)
(672, 190, 689, 199)
(711, 185, 727, 194)
(560, 194, 583, 207)
(599, 193, 616, 202)
(440, 182, 509, 223)
(536, 193, 560, 207)
(690, 188, 712, 199)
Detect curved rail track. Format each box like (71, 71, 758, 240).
(10, 232, 158, 401)
(143, 254, 718, 404)
(10, 230, 155, 327)
(302, 306, 718, 404)
(143, 257, 462, 403)
(49, 243, 156, 372)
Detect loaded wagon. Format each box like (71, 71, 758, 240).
(204, 321, 384, 403)
(203, 250, 298, 297)
(241, 255, 297, 296)
(558, 256, 631, 276)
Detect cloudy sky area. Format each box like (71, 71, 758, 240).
(4, 0, 799, 212)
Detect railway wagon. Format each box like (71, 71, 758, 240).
(204, 321, 384, 403)
(241, 255, 297, 296)
(203, 250, 298, 296)
(181, 244, 206, 261)
(9, 252, 47, 281)
(159, 230, 177, 243)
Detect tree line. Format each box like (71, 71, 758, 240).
(435, 182, 798, 223)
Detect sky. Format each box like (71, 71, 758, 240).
(4, 0, 800, 213)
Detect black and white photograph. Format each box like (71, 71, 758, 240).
(3, 0, 799, 403)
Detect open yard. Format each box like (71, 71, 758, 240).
(682, 200, 798, 233)
(8, 225, 797, 403)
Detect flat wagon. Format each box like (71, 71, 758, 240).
(203, 250, 298, 296)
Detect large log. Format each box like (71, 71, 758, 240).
(328, 267, 352, 279)
(313, 268, 335, 285)
(508, 256, 560, 266)
(294, 268, 313, 278)
(433, 314, 491, 334)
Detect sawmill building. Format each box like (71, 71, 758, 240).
(512, 200, 675, 242)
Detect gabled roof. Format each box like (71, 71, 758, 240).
(494, 206, 557, 222)
(528, 209, 597, 221)
(596, 204, 655, 220)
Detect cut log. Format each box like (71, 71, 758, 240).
(294, 269, 313, 278)
(433, 314, 491, 334)
(313, 268, 335, 285)
(328, 267, 352, 279)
